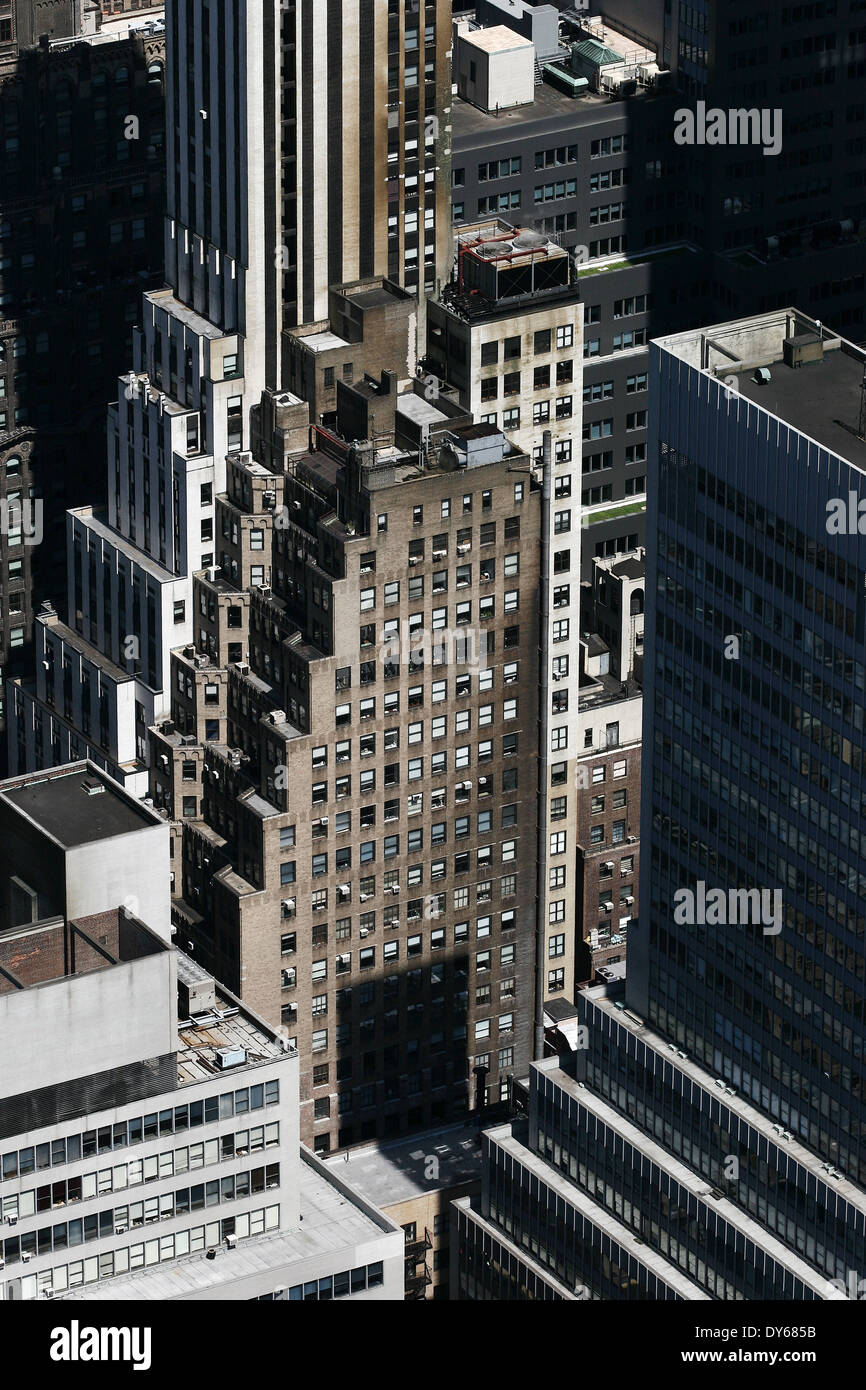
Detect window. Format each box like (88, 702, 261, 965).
(556, 324, 574, 349)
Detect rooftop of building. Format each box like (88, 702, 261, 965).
(70, 508, 181, 587)
(48, 6, 165, 50)
(0, 763, 161, 848)
(175, 982, 288, 1086)
(345, 282, 410, 312)
(453, 76, 620, 147)
(581, 985, 866, 1217)
(36, 608, 132, 685)
(655, 308, 866, 472)
(609, 555, 644, 581)
(568, 13, 658, 66)
(297, 330, 350, 355)
(578, 669, 642, 709)
(59, 1148, 398, 1301)
(397, 393, 451, 428)
(296, 426, 531, 505)
(463, 23, 534, 54)
(325, 1120, 484, 1208)
(144, 288, 224, 342)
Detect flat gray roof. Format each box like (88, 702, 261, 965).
(453, 79, 627, 149)
(736, 344, 866, 471)
(325, 1121, 484, 1207)
(397, 393, 450, 427)
(0, 766, 158, 848)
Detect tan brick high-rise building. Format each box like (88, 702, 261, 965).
(152, 416, 542, 1154)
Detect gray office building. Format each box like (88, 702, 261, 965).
(454, 309, 866, 1298)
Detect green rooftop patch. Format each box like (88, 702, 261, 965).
(582, 500, 646, 526)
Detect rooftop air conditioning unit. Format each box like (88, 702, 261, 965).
(225, 1234, 238, 1249)
(215, 1046, 247, 1070)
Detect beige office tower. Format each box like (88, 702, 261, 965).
(426, 221, 585, 1028)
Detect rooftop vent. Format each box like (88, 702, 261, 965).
(81, 779, 105, 797)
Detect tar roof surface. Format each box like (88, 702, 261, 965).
(1, 768, 157, 848)
(736, 347, 866, 472)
